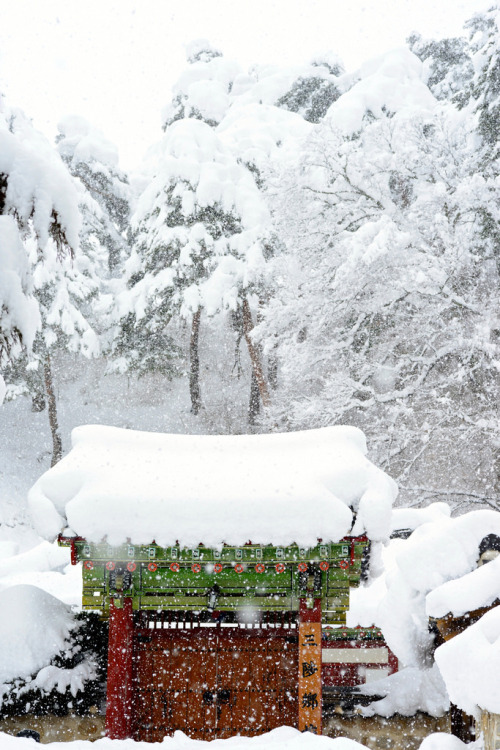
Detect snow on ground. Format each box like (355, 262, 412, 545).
(359, 664, 448, 719)
(0, 542, 80, 607)
(0, 728, 480, 750)
(419, 735, 482, 750)
(0, 728, 369, 750)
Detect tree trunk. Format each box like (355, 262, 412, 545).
(268, 350, 278, 390)
(189, 309, 202, 415)
(43, 353, 62, 466)
(248, 369, 261, 425)
(242, 298, 270, 408)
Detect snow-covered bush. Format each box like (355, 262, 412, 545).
(0, 585, 105, 716)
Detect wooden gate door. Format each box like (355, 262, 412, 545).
(134, 629, 218, 741)
(134, 626, 298, 741)
(215, 629, 298, 738)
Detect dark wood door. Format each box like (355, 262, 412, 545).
(134, 627, 298, 741)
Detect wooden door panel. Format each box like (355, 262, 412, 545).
(133, 627, 298, 740)
(230, 688, 250, 733)
(248, 688, 267, 732)
(279, 688, 298, 727)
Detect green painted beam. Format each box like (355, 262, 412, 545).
(71, 540, 366, 565)
(66, 536, 369, 622)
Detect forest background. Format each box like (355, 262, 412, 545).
(2, 4, 500, 552)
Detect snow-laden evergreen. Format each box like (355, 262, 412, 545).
(0, 96, 81, 405)
(112, 117, 275, 413)
(162, 39, 242, 129)
(56, 115, 131, 275)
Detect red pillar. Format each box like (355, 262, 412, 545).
(105, 598, 135, 739)
(298, 598, 322, 735)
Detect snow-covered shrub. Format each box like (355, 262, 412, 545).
(0, 586, 105, 717)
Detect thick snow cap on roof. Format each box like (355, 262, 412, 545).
(28, 425, 397, 548)
(435, 605, 500, 717)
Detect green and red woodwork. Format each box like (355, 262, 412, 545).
(34, 425, 397, 741)
(60, 535, 370, 740)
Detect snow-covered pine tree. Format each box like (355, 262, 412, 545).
(113, 118, 274, 416)
(0, 216, 39, 404)
(0, 95, 80, 409)
(56, 115, 131, 275)
(0, 103, 103, 465)
(217, 101, 312, 422)
(23, 226, 101, 464)
(274, 53, 344, 123)
(162, 39, 242, 130)
(465, 5, 500, 149)
(112, 40, 276, 422)
(408, 32, 474, 108)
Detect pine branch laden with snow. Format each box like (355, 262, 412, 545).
(0, 99, 83, 402)
(162, 40, 242, 130)
(0, 217, 40, 371)
(56, 114, 132, 275)
(466, 6, 500, 150)
(112, 119, 274, 385)
(0, 107, 80, 256)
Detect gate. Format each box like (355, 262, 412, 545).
(134, 626, 298, 741)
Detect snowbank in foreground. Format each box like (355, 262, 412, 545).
(0, 541, 80, 608)
(419, 734, 481, 750)
(0, 727, 479, 750)
(0, 585, 76, 685)
(0, 727, 367, 750)
(28, 425, 397, 548)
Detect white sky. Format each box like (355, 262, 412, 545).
(0, 0, 486, 170)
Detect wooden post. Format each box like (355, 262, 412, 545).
(298, 599, 322, 735)
(106, 598, 135, 739)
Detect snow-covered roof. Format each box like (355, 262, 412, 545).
(28, 425, 397, 548)
(426, 554, 500, 619)
(435, 605, 500, 717)
(367, 509, 500, 670)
